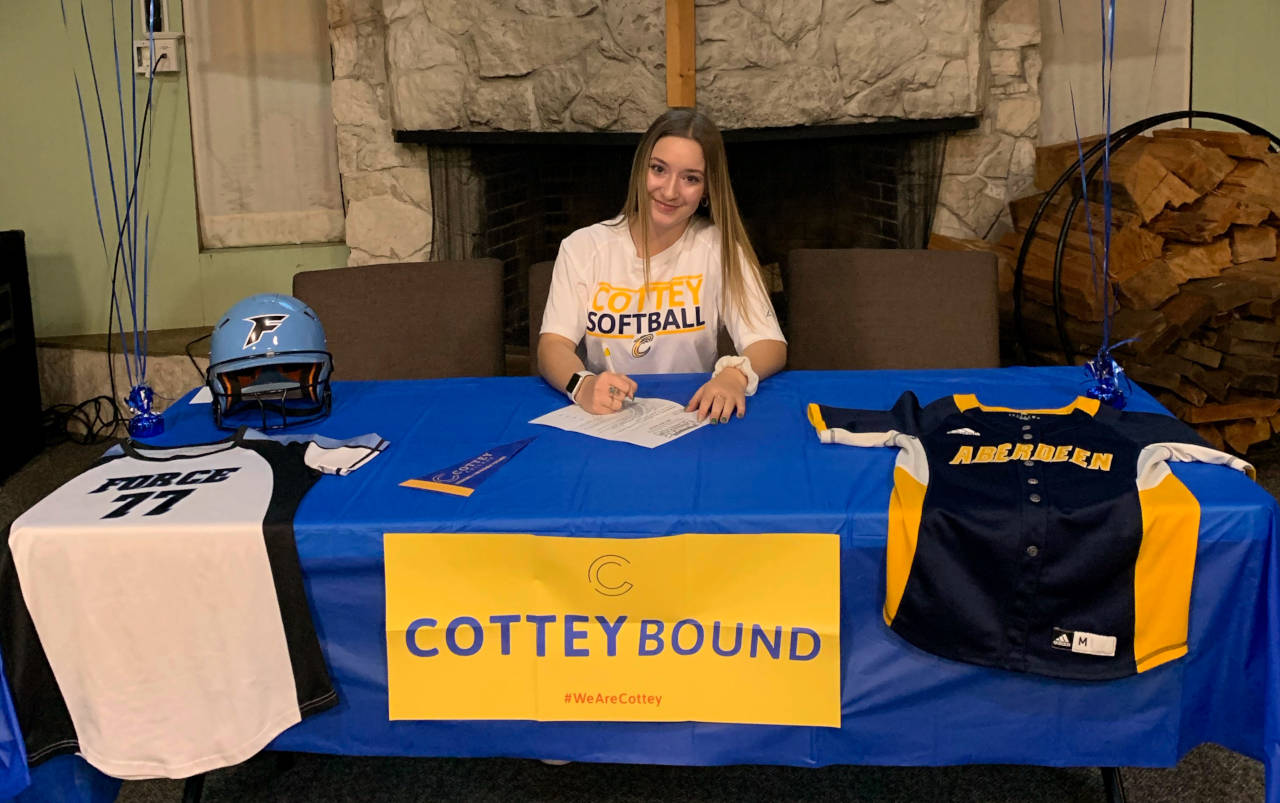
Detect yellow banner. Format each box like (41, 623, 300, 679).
(385, 532, 839, 726)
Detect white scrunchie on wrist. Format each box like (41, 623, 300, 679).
(712, 355, 759, 396)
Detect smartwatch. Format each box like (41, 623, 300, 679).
(564, 370, 593, 403)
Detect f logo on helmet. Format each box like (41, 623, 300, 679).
(243, 314, 288, 348)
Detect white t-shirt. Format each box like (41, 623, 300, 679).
(7, 429, 387, 779)
(540, 216, 785, 375)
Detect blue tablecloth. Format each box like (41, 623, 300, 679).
(11, 368, 1280, 801)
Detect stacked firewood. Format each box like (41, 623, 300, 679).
(932, 128, 1280, 455)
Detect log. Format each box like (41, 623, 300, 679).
(1234, 201, 1272, 226)
(1182, 274, 1273, 312)
(1112, 307, 1180, 359)
(1184, 364, 1234, 402)
(1108, 224, 1166, 279)
(1233, 372, 1280, 394)
(1216, 160, 1280, 217)
(1173, 339, 1223, 368)
(1225, 318, 1280, 343)
(1153, 128, 1272, 160)
(1230, 226, 1278, 263)
(1033, 135, 1105, 193)
(1008, 192, 1137, 233)
(1127, 355, 1191, 393)
(1158, 291, 1216, 336)
(1142, 137, 1237, 195)
(1247, 298, 1280, 317)
(1198, 329, 1276, 356)
(1113, 259, 1181, 310)
(1147, 192, 1241, 243)
(1171, 380, 1208, 407)
(1109, 145, 1201, 222)
(1183, 396, 1280, 424)
(1157, 393, 1191, 419)
(1222, 337, 1276, 357)
(1222, 353, 1280, 376)
(1224, 260, 1280, 300)
(1018, 299, 1106, 356)
(1224, 418, 1272, 453)
(997, 231, 1106, 321)
(1195, 423, 1227, 451)
(1163, 239, 1234, 282)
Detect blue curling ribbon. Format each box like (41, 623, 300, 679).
(1084, 350, 1127, 409)
(1083, 337, 1135, 410)
(125, 383, 164, 438)
(62, 0, 163, 435)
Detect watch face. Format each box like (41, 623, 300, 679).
(566, 372, 585, 395)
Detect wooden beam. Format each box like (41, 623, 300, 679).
(665, 0, 695, 108)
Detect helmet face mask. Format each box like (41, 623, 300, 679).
(206, 294, 334, 430)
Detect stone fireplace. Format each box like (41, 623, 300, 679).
(328, 0, 1040, 356)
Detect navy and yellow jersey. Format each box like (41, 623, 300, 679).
(808, 392, 1255, 681)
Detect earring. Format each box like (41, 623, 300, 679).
(700, 196, 709, 208)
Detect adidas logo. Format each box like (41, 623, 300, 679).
(1052, 630, 1072, 649)
(947, 427, 981, 436)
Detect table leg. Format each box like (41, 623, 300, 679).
(181, 772, 205, 803)
(1101, 767, 1127, 803)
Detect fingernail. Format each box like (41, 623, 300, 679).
(710, 418, 718, 425)
(720, 417, 728, 423)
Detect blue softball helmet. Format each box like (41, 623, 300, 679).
(206, 293, 333, 430)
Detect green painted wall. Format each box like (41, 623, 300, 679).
(1192, 0, 1280, 134)
(0, 0, 348, 339)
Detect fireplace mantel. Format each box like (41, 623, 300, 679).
(394, 118, 981, 147)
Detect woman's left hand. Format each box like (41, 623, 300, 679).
(686, 366, 749, 423)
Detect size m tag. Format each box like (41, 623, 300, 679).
(1052, 628, 1116, 657)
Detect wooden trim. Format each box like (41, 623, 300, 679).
(665, 0, 695, 107)
(393, 118, 979, 146)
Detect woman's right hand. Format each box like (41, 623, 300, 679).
(577, 371, 637, 415)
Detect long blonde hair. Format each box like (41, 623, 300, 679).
(617, 108, 768, 324)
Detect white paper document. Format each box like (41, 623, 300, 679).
(529, 397, 709, 448)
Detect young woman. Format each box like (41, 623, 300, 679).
(538, 108, 786, 423)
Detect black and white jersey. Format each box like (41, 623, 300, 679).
(809, 392, 1254, 680)
(2, 427, 385, 779)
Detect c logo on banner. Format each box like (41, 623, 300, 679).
(588, 554, 633, 596)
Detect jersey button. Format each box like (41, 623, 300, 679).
(1029, 493, 1042, 503)
(1026, 545, 1039, 557)
(1027, 478, 1039, 485)
(1023, 460, 1034, 467)
(1021, 433, 1033, 440)
(1021, 424, 1032, 431)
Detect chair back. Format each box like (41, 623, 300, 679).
(527, 260, 555, 376)
(786, 248, 999, 370)
(293, 259, 504, 380)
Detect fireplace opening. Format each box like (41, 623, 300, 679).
(414, 120, 967, 370)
